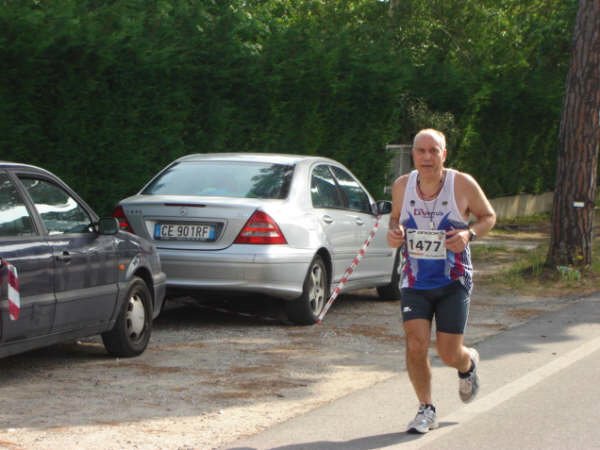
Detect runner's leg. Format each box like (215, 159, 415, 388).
(435, 331, 472, 372)
(404, 318, 434, 404)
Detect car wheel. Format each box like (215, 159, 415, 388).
(102, 276, 153, 357)
(376, 249, 402, 301)
(285, 255, 328, 325)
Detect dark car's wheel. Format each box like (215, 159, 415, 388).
(102, 276, 153, 357)
(376, 249, 402, 301)
(285, 255, 328, 325)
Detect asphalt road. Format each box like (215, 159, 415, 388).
(222, 292, 600, 450)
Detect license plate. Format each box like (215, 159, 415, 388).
(154, 223, 216, 241)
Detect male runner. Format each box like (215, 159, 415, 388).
(387, 128, 496, 433)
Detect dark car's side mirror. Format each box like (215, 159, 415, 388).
(96, 217, 119, 235)
(375, 200, 392, 215)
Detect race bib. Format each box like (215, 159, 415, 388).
(405, 229, 446, 260)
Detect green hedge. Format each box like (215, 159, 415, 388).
(0, 0, 578, 214)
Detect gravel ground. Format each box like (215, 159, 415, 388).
(0, 232, 585, 450)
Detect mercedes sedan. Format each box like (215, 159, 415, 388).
(114, 153, 400, 324)
(0, 162, 166, 358)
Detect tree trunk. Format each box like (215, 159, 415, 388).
(547, 0, 600, 267)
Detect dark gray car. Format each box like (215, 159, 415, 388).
(0, 162, 166, 358)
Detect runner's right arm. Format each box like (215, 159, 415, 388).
(387, 175, 409, 248)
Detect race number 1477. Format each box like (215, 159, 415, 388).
(405, 229, 446, 260)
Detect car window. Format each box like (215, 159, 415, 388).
(0, 173, 36, 237)
(311, 165, 344, 209)
(330, 166, 372, 214)
(142, 161, 294, 200)
(19, 177, 93, 235)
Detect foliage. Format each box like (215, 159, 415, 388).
(0, 0, 579, 214)
(386, 0, 579, 196)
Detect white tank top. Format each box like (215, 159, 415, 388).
(399, 169, 473, 292)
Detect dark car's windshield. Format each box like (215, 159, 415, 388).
(142, 161, 294, 199)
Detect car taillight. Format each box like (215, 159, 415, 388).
(112, 205, 133, 233)
(234, 211, 287, 245)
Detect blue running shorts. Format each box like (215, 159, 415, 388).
(400, 281, 470, 334)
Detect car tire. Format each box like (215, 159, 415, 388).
(376, 249, 402, 301)
(285, 255, 328, 325)
(102, 276, 153, 357)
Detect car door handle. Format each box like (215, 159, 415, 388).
(322, 215, 334, 224)
(355, 218, 364, 226)
(56, 251, 71, 263)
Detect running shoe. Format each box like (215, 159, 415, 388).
(459, 347, 480, 403)
(407, 404, 438, 434)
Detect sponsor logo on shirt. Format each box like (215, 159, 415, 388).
(413, 208, 444, 218)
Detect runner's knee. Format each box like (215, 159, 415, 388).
(406, 333, 430, 357)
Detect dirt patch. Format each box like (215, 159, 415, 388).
(507, 308, 546, 320)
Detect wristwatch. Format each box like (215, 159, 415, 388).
(468, 228, 477, 242)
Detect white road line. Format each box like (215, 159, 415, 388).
(389, 333, 600, 449)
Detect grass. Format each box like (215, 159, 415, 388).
(494, 212, 552, 231)
(475, 212, 600, 297)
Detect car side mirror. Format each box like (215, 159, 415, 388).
(375, 200, 392, 215)
(96, 217, 119, 235)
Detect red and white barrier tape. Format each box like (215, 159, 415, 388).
(317, 215, 381, 323)
(1, 259, 20, 321)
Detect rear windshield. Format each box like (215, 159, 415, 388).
(142, 161, 294, 199)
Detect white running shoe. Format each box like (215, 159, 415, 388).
(407, 404, 439, 434)
(459, 347, 480, 403)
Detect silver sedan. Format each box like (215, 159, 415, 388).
(114, 153, 401, 324)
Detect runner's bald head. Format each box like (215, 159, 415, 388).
(413, 129, 446, 151)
